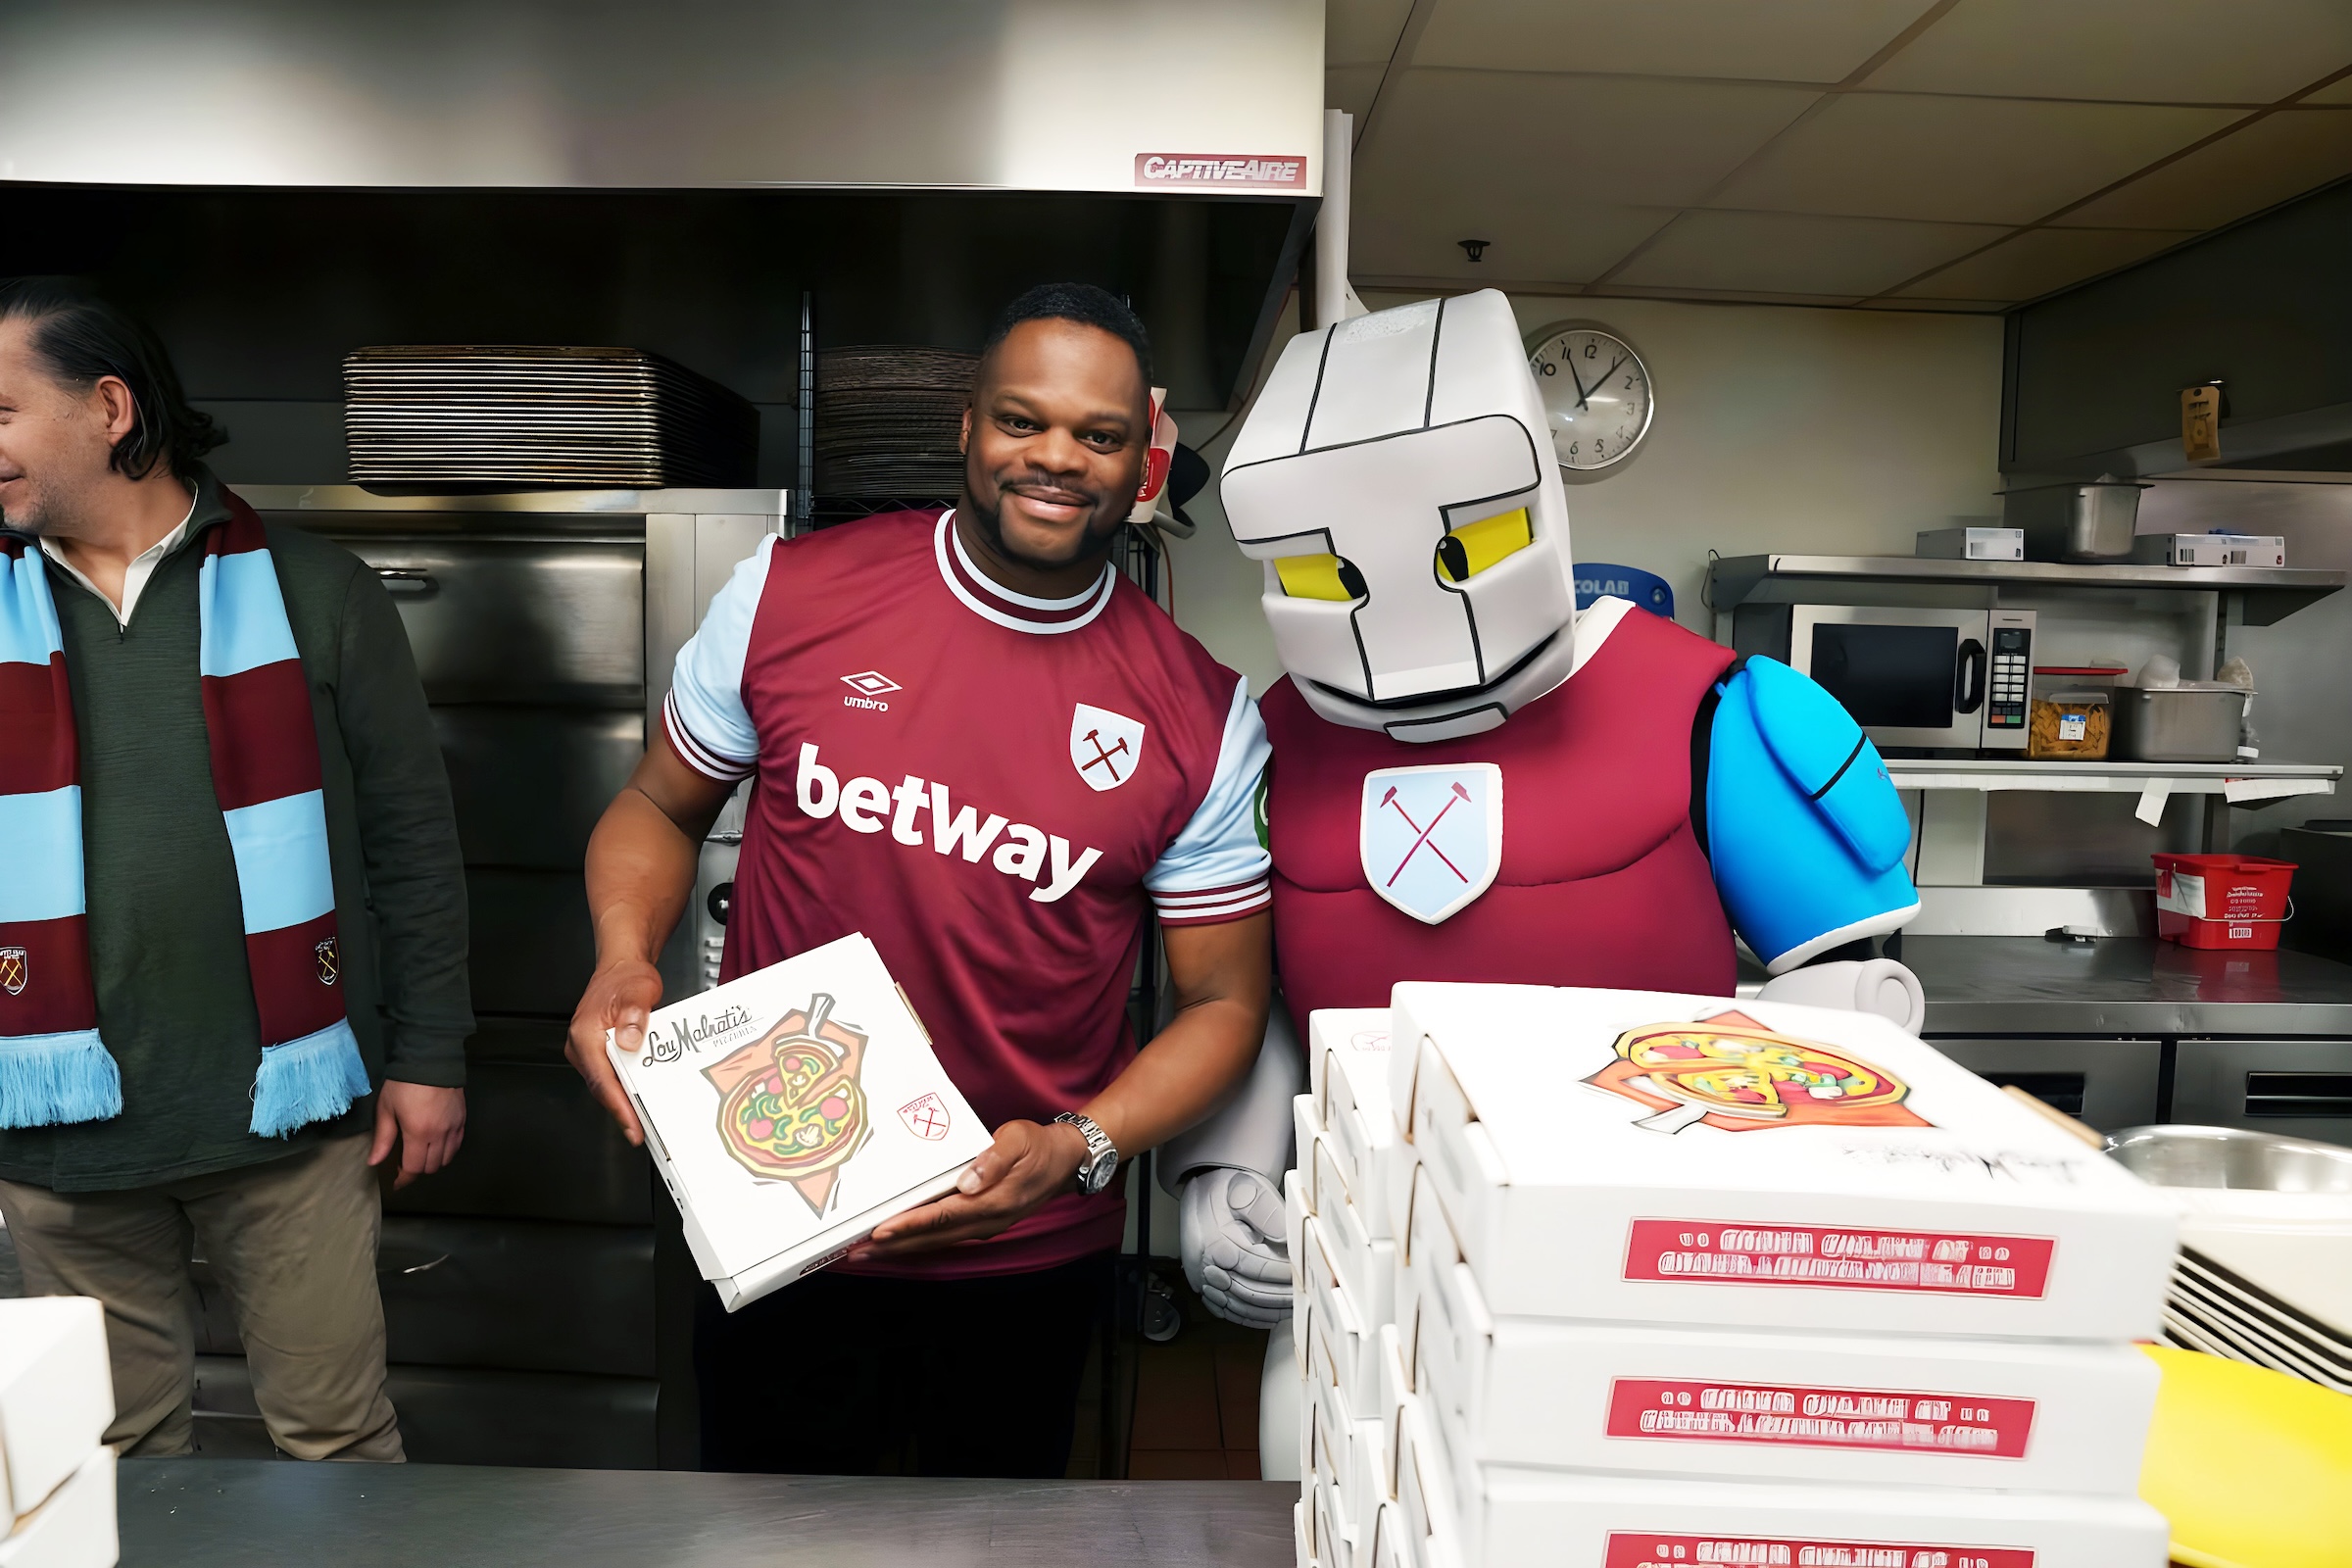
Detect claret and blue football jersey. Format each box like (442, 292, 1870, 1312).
(664, 509, 1270, 1276)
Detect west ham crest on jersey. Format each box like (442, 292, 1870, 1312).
(1359, 763, 1502, 924)
(1071, 704, 1147, 792)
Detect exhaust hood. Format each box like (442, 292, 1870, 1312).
(0, 0, 1322, 196)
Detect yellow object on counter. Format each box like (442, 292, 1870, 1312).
(2139, 1344, 2352, 1568)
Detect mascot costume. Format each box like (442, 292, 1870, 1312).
(1162, 292, 1928, 1411)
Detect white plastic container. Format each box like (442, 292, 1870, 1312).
(607, 933, 990, 1310)
(1387, 984, 2179, 1338)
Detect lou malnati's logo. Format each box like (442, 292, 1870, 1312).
(1590, 1008, 1929, 1135)
(703, 993, 872, 1215)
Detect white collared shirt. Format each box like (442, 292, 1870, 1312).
(40, 485, 201, 629)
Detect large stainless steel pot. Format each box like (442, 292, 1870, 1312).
(2002, 475, 2150, 562)
(2105, 1124, 2352, 1193)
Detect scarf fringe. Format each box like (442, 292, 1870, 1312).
(250, 1021, 371, 1139)
(0, 1031, 124, 1130)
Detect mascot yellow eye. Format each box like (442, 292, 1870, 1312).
(1435, 508, 1532, 584)
(1275, 553, 1368, 602)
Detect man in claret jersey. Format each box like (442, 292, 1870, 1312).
(567, 283, 1273, 1479)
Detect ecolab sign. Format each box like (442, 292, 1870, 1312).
(1134, 153, 1308, 190)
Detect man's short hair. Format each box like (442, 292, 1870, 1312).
(0, 277, 224, 481)
(979, 282, 1153, 389)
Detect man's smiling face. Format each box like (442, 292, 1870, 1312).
(960, 318, 1149, 573)
(0, 316, 119, 536)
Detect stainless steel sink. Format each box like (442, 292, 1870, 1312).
(2105, 1123, 2352, 1193)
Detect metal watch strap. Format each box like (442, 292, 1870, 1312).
(1054, 1111, 1117, 1194)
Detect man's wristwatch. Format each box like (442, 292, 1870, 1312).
(1054, 1112, 1120, 1196)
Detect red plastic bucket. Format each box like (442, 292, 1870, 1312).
(2152, 854, 2296, 950)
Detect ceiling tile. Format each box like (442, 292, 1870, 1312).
(1363, 71, 1819, 209)
(1612, 210, 2009, 295)
(1890, 226, 2199, 301)
(2054, 109, 2352, 227)
(1328, 64, 1384, 122)
(1414, 0, 1927, 82)
(1349, 193, 1677, 284)
(2304, 77, 2352, 104)
(1711, 93, 2240, 223)
(1863, 0, 2352, 104)
(1328, 0, 1415, 69)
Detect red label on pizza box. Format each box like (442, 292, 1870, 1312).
(1603, 1534, 2034, 1567)
(1605, 1378, 2034, 1458)
(1623, 1220, 2055, 1298)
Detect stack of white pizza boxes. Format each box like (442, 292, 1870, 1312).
(0, 1297, 118, 1568)
(1288, 1006, 1416, 1568)
(1301, 983, 2188, 1568)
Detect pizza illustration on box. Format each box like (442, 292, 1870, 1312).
(1587, 1008, 1930, 1135)
(702, 993, 873, 1213)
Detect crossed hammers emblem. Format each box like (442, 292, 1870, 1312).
(1079, 727, 1131, 782)
(1379, 780, 1473, 887)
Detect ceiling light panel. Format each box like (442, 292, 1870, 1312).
(1863, 0, 2352, 104)
(1711, 93, 2240, 223)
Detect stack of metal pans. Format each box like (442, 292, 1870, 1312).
(344, 346, 757, 489)
(814, 345, 975, 502)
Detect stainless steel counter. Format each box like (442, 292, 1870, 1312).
(1906, 935, 2352, 1035)
(120, 1460, 1295, 1567)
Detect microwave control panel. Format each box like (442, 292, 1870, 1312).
(1986, 618, 2033, 740)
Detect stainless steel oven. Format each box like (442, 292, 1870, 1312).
(1733, 604, 2036, 752)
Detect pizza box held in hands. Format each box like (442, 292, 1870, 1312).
(0, 1447, 114, 1568)
(1388, 984, 2179, 1338)
(0, 1297, 111, 1532)
(608, 933, 991, 1311)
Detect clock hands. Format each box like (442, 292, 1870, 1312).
(1560, 351, 1594, 413)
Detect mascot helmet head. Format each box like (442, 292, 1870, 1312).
(1221, 290, 1576, 743)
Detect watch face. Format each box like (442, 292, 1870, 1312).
(1081, 1149, 1116, 1194)
(1528, 326, 1652, 471)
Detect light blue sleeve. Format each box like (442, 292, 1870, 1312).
(1704, 657, 1922, 973)
(1145, 677, 1274, 925)
(661, 535, 773, 782)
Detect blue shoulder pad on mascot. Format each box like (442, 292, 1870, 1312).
(1704, 657, 1922, 974)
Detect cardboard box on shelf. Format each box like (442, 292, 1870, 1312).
(1394, 1387, 1459, 1562)
(0, 1447, 114, 1568)
(1367, 1499, 1413, 1568)
(1294, 1496, 1315, 1568)
(607, 933, 990, 1311)
(1287, 1169, 1312, 1377)
(1411, 1238, 2159, 1492)
(1296, 1094, 1324, 1205)
(1390, 984, 2178, 1337)
(0, 1298, 111, 1532)
(1313, 1472, 1360, 1568)
(1443, 1464, 2169, 1568)
(1311, 1009, 1398, 1239)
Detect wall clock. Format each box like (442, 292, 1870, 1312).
(1525, 322, 1653, 474)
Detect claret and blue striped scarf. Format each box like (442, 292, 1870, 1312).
(0, 496, 368, 1136)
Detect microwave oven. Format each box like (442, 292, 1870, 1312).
(1731, 605, 2036, 752)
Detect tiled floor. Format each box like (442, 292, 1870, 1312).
(1124, 1291, 1269, 1481)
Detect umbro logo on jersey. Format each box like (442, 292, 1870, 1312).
(841, 670, 902, 711)
(796, 744, 1103, 905)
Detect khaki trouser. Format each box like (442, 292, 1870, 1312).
(0, 1135, 402, 1461)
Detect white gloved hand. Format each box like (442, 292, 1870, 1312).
(1180, 1166, 1294, 1328)
(1755, 956, 1927, 1035)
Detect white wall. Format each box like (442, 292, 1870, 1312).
(1166, 290, 2006, 692)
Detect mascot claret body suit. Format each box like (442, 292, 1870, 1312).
(1167, 289, 1926, 1333)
